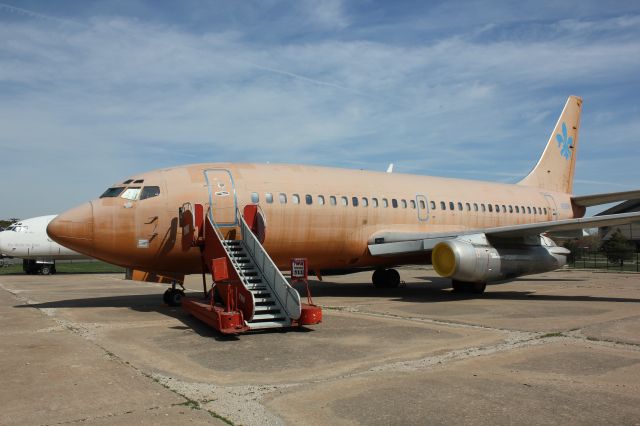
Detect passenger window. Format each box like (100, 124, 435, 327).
(352, 197, 359, 207)
(466, 203, 471, 211)
(341, 196, 348, 206)
(538, 207, 543, 214)
(544, 207, 547, 214)
(121, 187, 141, 201)
(481, 204, 486, 212)
(330, 196, 337, 206)
(449, 201, 455, 210)
(495, 205, 500, 213)
(266, 193, 274, 204)
(420, 200, 427, 209)
(392, 199, 398, 208)
(457, 202, 463, 211)
(440, 201, 446, 210)
(474, 203, 478, 211)
(383, 198, 389, 208)
(317, 195, 325, 205)
(502, 205, 506, 213)
(362, 197, 369, 207)
(527, 206, 531, 213)
(292, 194, 300, 204)
(532, 207, 536, 214)
(521, 206, 525, 213)
(140, 186, 161, 200)
(488, 204, 493, 212)
(401, 199, 407, 208)
(509, 205, 513, 213)
(515, 205, 519, 213)
(279, 193, 287, 204)
(305, 194, 313, 205)
(251, 192, 259, 203)
(372, 198, 379, 208)
(100, 187, 125, 198)
(410, 200, 417, 209)
(429, 201, 435, 209)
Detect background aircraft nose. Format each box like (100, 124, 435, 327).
(47, 202, 95, 256)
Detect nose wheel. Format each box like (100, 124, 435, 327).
(163, 281, 186, 307)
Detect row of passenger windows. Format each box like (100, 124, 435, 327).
(250, 192, 549, 215)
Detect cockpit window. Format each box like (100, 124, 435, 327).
(100, 187, 126, 198)
(121, 187, 141, 200)
(123, 179, 133, 184)
(140, 186, 161, 200)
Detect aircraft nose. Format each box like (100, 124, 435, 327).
(47, 202, 95, 256)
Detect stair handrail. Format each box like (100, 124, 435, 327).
(236, 208, 302, 320)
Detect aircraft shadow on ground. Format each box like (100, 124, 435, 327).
(12, 276, 639, 340)
(13, 292, 240, 340)
(13, 291, 314, 340)
(292, 277, 640, 304)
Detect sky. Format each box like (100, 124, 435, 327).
(1, 0, 639, 219)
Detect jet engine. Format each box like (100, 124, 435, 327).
(431, 235, 569, 283)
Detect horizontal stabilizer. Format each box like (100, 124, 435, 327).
(572, 189, 640, 207)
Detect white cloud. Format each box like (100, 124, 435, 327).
(0, 5, 639, 217)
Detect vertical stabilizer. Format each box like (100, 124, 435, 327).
(518, 96, 582, 194)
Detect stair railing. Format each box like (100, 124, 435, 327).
(237, 209, 302, 320)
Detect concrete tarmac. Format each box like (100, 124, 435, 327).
(0, 267, 639, 425)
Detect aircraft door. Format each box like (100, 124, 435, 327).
(204, 169, 237, 226)
(416, 195, 430, 222)
(544, 194, 558, 221)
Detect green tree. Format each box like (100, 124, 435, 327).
(0, 218, 19, 230)
(600, 228, 634, 266)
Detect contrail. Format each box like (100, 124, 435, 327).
(0, 2, 84, 27)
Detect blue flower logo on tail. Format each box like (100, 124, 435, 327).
(556, 122, 572, 160)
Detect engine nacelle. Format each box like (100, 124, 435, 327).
(431, 236, 569, 283)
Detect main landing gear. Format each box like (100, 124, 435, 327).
(372, 268, 401, 288)
(451, 280, 486, 295)
(163, 281, 186, 307)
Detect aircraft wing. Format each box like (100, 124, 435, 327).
(572, 189, 640, 207)
(368, 211, 640, 256)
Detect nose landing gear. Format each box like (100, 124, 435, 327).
(163, 281, 186, 307)
(372, 268, 401, 288)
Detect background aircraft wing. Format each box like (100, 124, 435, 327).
(368, 211, 640, 256)
(572, 189, 640, 207)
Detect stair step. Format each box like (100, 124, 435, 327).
(255, 307, 281, 315)
(254, 297, 274, 303)
(251, 313, 285, 321)
(247, 320, 289, 330)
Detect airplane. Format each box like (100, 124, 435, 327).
(46, 96, 640, 304)
(0, 215, 88, 274)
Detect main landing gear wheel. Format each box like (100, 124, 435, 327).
(451, 280, 486, 295)
(163, 288, 185, 307)
(372, 268, 401, 288)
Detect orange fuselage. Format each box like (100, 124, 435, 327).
(49, 163, 576, 275)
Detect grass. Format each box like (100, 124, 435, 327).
(0, 260, 124, 275)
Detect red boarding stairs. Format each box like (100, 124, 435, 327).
(179, 203, 321, 334)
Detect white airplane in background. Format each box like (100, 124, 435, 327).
(0, 215, 87, 274)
